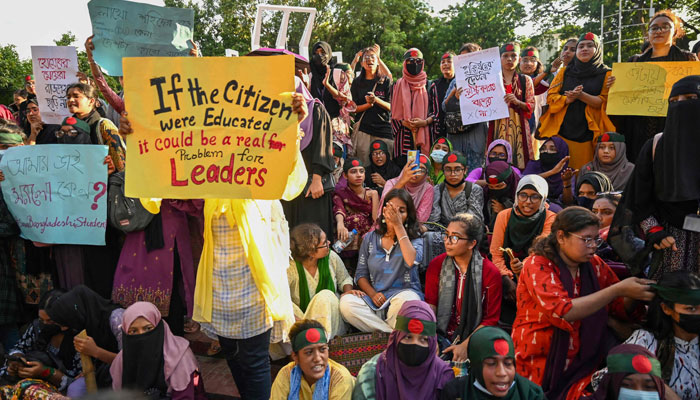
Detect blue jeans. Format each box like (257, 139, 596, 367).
(218, 329, 271, 400)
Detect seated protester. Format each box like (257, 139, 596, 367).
(562, 170, 614, 209)
(428, 151, 485, 227)
(21, 98, 59, 144)
(592, 193, 639, 279)
(352, 300, 454, 400)
(482, 161, 521, 231)
(271, 320, 355, 399)
(110, 302, 204, 399)
(1, 290, 83, 397)
(288, 224, 358, 339)
(425, 213, 502, 362)
(522, 136, 570, 205)
(467, 140, 523, 186)
(381, 154, 434, 223)
(439, 327, 545, 400)
(332, 158, 379, 268)
(339, 189, 423, 333)
(364, 140, 401, 196)
(581, 132, 635, 191)
(512, 207, 654, 400)
(585, 344, 669, 400)
(45, 285, 125, 389)
(591, 272, 700, 399)
(491, 175, 556, 329)
(428, 137, 453, 185)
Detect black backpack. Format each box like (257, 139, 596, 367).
(107, 171, 155, 233)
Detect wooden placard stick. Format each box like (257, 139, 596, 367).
(77, 329, 98, 393)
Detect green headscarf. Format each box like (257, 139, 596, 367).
(465, 327, 545, 399)
(295, 255, 336, 313)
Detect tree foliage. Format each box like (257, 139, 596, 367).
(0, 45, 32, 105)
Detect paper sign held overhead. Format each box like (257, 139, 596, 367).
(31, 46, 79, 124)
(453, 47, 509, 125)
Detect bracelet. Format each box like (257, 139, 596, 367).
(398, 235, 409, 242)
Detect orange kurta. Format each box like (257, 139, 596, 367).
(512, 254, 628, 400)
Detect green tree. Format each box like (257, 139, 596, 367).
(0, 45, 32, 106)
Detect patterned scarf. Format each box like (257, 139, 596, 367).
(436, 251, 483, 340)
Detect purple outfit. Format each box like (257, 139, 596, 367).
(112, 200, 203, 317)
(466, 139, 523, 183)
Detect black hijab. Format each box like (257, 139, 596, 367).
(45, 285, 121, 353)
(654, 75, 700, 203)
(309, 42, 337, 109)
(121, 321, 168, 395)
(365, 140, 401, 191)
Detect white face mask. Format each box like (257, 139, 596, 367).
(618, 387, 660, 400)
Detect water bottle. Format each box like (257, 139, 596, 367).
(332, 229, 358, 253)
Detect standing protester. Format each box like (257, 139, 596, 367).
(487, 42, 535, 171)
(427, 52, 455, 140)
(519, 46, 549, 137)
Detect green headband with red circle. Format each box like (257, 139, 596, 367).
(443, 151, 467, 167)
(596, 132, 625, 144)
(500, 42, 520, 55)
(488, 167, 513, 185)
(520, 48, 539, 59)
(607, 353, 661, 378)
(395, 315, 437, 336)
(292, 327, 328, 352)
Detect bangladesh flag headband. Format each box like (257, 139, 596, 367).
(607, 353, 661, 378)
(488, 167, 513, 185)
(292, 328, 328, 352)
(395, 315, 437, 336)
(651, 284, 700, 305)
(596, 132, 625, 144)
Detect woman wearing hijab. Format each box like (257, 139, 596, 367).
(45, 285, 125, 388)
(110, 302, 204, 399)
(585, 344, 668, 400)
(271, 319, 355, 399)
(581, 132, 635, 191)
(609, 76, 700, 280)
(490, 175, 556, 329)
(440, 327, 545, 399)
(282, 77, 336, 236)
(428, 52, 455, 140)
(562, 171, 614, 209)
(21, 98, 59, 145)
(523, 136, 571, 203)
(428, 137, 453, 185)
(481, 161, 521, 230)
(467, 139, 523, 186)
(352, 300, 455, 400)
(310, 42, 341, 117)
(513, 207, 654, 400)
(380, 154, 434, 223)
(364, 140, 401, 196)
(538, 32, 616, 171)
(392, 48, 431, 163)
(488, 42, 536, 171)
(610, 10, 697, 162)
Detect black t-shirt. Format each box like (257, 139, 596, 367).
(351, 75, 393, 139)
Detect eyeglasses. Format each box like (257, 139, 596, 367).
(649, 24, 673, 33)
(517, 192, 543, 203)
(406, 58, 424, 64)
(569, 232, 604, 248)
(443, 167, 465, 175)
(363, 54, 377, 60)
(489, 153, 507, 159)
(441, 233, 471, 244)
(415, 167, 428, 175)
(55, 129, 78, 138)
(371, 151, 385, 157)
(316, 240, 330, 250)
(24, 107, 40, 115)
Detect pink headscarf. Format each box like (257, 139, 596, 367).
(110, 302, 198, 392)
(391, 57, 429, 154)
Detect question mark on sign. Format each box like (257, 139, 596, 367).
(92, 182, 107, 210)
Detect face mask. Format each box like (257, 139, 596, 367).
(312, 53, 326, 66)
(38, 322, 62, 338)
(539, 152, 559, 168)
(430, 149, 447, 163)
(490, 187, 510, 200)
(677, 313, 700, 334)
(406, 62, 424, 76)
(397, 342, 430, 366)
(576, 196, 595, 210)
(488, 155, 507, 164)
(618, 387, 659, 400)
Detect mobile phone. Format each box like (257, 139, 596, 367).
(407, 150, 419, 169)
(6, 355, 29, 367)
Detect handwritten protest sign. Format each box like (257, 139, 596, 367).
(453, 47, 508, 125)
(122, 55, 298, 199)
(0, 145, 108, 245)
(87, 0, 194, 76)
(607, 61, 700, 116)
(31, 46, 79, 124)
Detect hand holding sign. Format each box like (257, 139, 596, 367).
(453, 47, 509, 125)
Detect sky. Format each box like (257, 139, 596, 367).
(1, 0, 532, 61)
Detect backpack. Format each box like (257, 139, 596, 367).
(107, 171, 155, 233)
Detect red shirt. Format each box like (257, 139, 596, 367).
(425, 253, 502, 336)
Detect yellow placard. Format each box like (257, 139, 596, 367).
(607, 61, 700, 116)
(122, 55, 298, 199)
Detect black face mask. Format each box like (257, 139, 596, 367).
(677, 313, 700, 334)
(397, 342, 430, 366)
(488, 156, 508, 164)
(489, 187, 510, 201)
(406, 62, 424, 76)
(445, 179, 465, 188)
(38, 322, 62, 338)
(576, 196, 595, 210)
(312, 54, 327, 66)
(539, 152, 559, 168)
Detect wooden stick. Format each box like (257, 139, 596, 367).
(77, 329, 98, 393)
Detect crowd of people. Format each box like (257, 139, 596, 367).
(0, 6, 699, 400)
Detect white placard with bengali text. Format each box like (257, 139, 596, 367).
(453, 47, 509, 125)
(31, 46, 79, 124)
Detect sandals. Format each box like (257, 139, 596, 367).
(207, 340, 221, 356)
